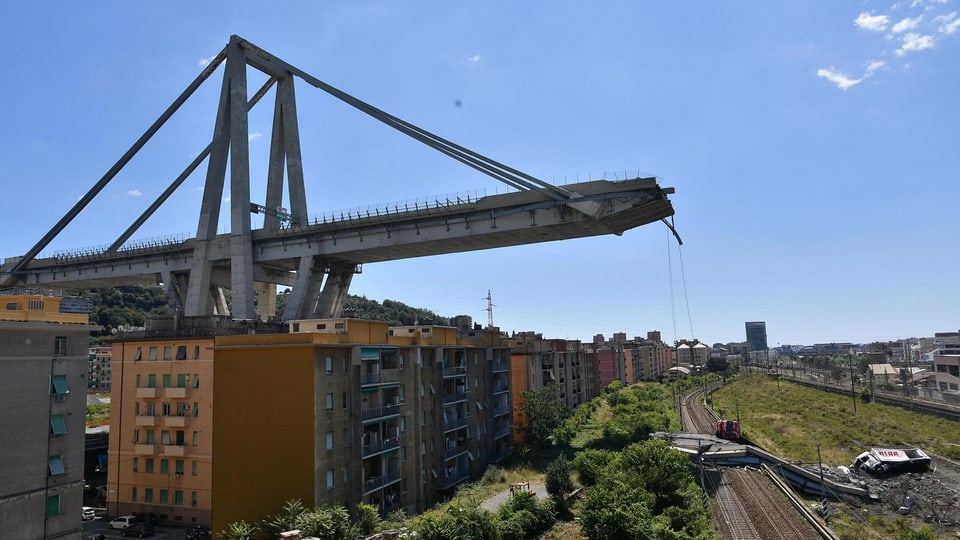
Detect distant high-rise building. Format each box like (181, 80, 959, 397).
(745, 322, 768, 351)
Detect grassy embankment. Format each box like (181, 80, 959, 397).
(710, 374, 960, 466)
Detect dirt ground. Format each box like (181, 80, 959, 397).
(818, 454, 960, 538)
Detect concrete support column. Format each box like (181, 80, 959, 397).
(254, 282, 276, 321)
(314, 264, 355, 318)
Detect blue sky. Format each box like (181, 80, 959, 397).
(1, 2, 958, 346)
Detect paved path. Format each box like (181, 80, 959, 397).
(480, 481, 548, 512)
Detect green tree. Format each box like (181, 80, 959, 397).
(298, 504, 357, 540)
(418, 507, 499, 540)
(517, 383, 564, 448)
(573, 448, 615, 487)
(261, 499, 306, 538)
(545, 454, 574, 503)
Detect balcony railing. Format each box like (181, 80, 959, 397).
(362, 436, 401, 458)
(361, 403, 400, 422)
(443, 415, 468, 432)
(443, 391, 467, 405)
(133, 443, 156, 455)
(493, 404, 510, 416)
(164, 387, 189, 399)
(441, 468, 470, 489)
(495, 425, 512, 438)
(442, 365, 467, 378)
(135, 415, 158, 427)
(161, 444, 188, 457)
(491, 362, 508, 373)
(363, 471, 400, 494)
(135, 387, 158, 399)
(163, 415, 190, 428)
(493, 382, 509, 394)
(361, 369, 399, 385)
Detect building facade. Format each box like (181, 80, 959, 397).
(0, 291, 97, 540)
(107, 318, 512, 533)
(88, 346, 112, 392)
(745, 321, 768, 352)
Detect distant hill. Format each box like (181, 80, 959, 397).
(80, 285, 451, 338)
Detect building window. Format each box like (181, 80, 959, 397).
(48, 455, 65, 475)
(144, 488, 153, 503)
(192, 460, 198, 476)
(326, 469, 334, 489)
(54, 336, 67, 356)
(192, 431, 199, 445)
(160, 459, 169, 474)
(45, 495, 60, 517)
(343, 428, 349, 447)
(325, 393, 334, 411)
(193, 345, 200, 360)
(343, 465, 349, 482)
(163, 374, 171, 388)
(147, 374, 157, 388)
(146, 458, 154, 473)
(191, 491, 198, 507)
(342, 392, 347, 409)
(160, 489, 168, 504)
(133, 458, 139, 472)
(325, 356, 332, 374)
(161, 431, 171, 445)
(134, 347, 143, 361)
(50, 415, 66, 435)
(175, 459, 184, 475)
(193, 374, 200, 388)
(175, 490, 184, 505)
(148, 346, 158, 361)
(292, 323, 300, 332)
(402, 446, 407, 462)
(132, 487, 138, 502)
(176, 346, 187, 360)
(326, 431, 334, 450)
(51, 375, 69, 395)
(177, 374, 188, 388)
(193, 402, 199, 416)
(400, 416, 406, 433)
(163, 346, 173, 360)
(146, 430, 155, 444)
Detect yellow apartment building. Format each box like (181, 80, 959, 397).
(107, 318, 513, 533)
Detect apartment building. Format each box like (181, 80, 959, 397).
(88, 346, 112, 391)
(932, 354, 960, 393)
(107, 318, 512, 533)
(0, 290, 98, 539)
(508, 333, 600, 444)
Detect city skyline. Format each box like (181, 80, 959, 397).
(1, 2, 957, 346)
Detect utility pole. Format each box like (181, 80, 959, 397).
(484, 290, 494, 328)
(849, 357, 857, 413)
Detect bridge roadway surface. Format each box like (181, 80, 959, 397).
(1, 176, 672, 292)
(678, 389, 834, 540)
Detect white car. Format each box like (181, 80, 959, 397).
(107, 515, 141, 529)
(82, 506, 96, 521)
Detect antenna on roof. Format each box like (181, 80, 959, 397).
(484, 290, 495, 328)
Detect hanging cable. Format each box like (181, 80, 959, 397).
(667, 228, 678, 346)
(677, 241, 695, 340)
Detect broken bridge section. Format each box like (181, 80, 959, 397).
(0, 35, 676, 322)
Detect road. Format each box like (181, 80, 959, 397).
(82, 517, 199, 540)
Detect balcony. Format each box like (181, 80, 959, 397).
(361, 403, 400, 422)
(162, 444, 188, 457)
(443, 415, 468, 432)
(163, 415, 191, 428)
(164, 387, 189, 399)
(136, 387, 158, 399)
(442, 365, 467, 378)
(135, 415, 158, 427)
(492, 362, 508, 373)
(493, 404, 510, 416)
(443, 391, 467, 405)
(362, 436, 401, 459)
(133, 444, 156, 455)
(493, 381, 509, 394)
(363, 471, 400, 494)
(495, 425, 512, 439)
(441, 467, 470, 489)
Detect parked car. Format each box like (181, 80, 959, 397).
(120, 521, 155, 538)
(107, 515, 142, 529)
(82, 506, 96, 520)
(133, 511, 159, 524)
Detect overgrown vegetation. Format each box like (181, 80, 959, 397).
(711, 374, 960, 464)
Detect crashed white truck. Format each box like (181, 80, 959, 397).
(851, 447, 931, 475)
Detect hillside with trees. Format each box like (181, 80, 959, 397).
(78, 285, 454, 339)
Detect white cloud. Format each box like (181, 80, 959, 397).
(864, 59, 887, 77)
(198, 56, 216, 67)
(892, 16, 922, 33)
(248, 132, 263, 142)
(934, 12, 960, 34)
(128, 189, 142, 197)
(466, 55, 480, 64)
(855, 12, 890, 31)
(817, 68, 862, 90)
(896, 32, 936, 55)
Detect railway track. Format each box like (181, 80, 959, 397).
(682, 388, 830, 539)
